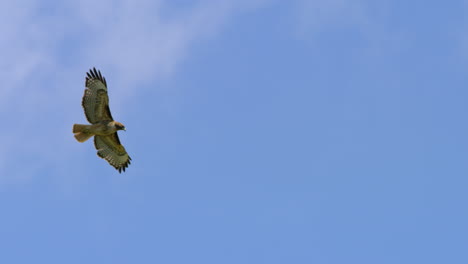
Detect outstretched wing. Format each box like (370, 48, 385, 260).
(94, 134, 131, 173)
(82, 68, 114, 124)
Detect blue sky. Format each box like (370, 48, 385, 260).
(0, 0, 467, 263)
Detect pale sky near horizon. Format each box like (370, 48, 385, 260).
(0, 1, 467, 263)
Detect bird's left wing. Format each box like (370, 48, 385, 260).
(94, 134, 131, 173)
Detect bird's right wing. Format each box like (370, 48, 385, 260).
(82, 68, 114, 124)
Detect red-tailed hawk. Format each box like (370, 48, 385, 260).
(73, 68, 131, 173)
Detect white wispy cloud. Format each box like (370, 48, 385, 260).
(0, 0, 272, 183)
(4, 0, 391, 183)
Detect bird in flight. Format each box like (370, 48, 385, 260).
(73, 68, 131, 173)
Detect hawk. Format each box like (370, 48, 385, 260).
(73, 68, 131, 173)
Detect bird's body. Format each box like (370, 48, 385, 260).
(73, 121, 124, 142)
(73, 68, 131, 173)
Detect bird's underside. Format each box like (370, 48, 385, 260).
(73, 68, 131, 173)
(73, 121, 119, 142)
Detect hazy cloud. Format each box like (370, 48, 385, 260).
(0, 0, 272, 181)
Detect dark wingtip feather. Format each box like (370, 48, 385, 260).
(85, 67, 107, 87)
(115, 158, 130, 173)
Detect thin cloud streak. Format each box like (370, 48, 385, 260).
(0, 0, 272, 182)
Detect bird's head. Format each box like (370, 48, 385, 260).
(114, 122, 126, 131)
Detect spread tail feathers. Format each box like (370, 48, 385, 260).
(73, 124, 93, 142)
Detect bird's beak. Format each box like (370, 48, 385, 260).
(123, 128, 126, 131)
